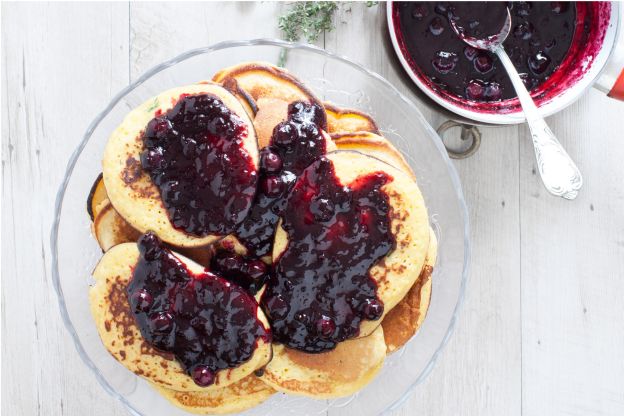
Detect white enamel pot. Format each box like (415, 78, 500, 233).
(387, 1, 623, 126)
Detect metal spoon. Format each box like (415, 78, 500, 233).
(450, 8, 582, 200)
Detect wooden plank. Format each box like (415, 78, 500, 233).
(325, 4, 522, 416)
(129, 1, 283, 80)
(519, 89, 624, 415)
(1, 3, 129, 415)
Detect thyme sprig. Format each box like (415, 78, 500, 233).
(277, 1, 338, 66)
(276, 1, 379, 67)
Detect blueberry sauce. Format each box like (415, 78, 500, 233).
(127, 232, 270, 386)
(234, 101, 327, 258)
(261, 157, 395, 352)
(394, 2, 581, 102)
(210, 249, 269, 295)
(141, 94, 257, 236)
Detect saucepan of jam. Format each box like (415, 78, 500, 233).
(388, 1, 622, 124)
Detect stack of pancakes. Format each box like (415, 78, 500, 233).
(88, 62, 437, 414)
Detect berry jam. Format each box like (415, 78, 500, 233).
(126, 232, 270, 386)
(394, 2, 582, 102)
(234, 101, 327, 258)
(141, 93, 257, 237)
(210, 249, 269, 295)
(261, 157, 395, 352)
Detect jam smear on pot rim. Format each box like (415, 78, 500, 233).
(394, 1, 582, 102)
(262, 157, 396, 353)
(234, 101, 327, 258)
(126, 232, 270, 387)
(140, 93, 257, 237)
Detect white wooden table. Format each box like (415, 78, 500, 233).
(3, 3, 624, 415)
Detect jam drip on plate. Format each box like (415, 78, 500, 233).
(141, 93, 257, 236)
(395, 1, 579, 101)
(235, 101, 326, 257)
(127, 232, 270, 387)
(261, 157, 395, 352)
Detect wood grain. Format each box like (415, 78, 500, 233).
(1, 2, 623, 415)
(519, 89, 624, 416)
(1, 3, 130, 415)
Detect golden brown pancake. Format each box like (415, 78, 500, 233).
(272, 151, 430, 338)
(89, 243, 272, 392)
(324, 102, 380, 135)
(87, 178, 216, 264)
(152, 374, 275, 414)
(91, 199, 212, 269)
(92, 200, 141, 252)
(102, 83, 259, 248)
(332, 132, 415, 180)
(260, 325, 386, 398)
(382, 228, 437, 353)
(87, 173, 108, 221)
(251, 97, 289, 149)
(212, 62, 327, 148)
(212, 62, 324, 115)
(167, 244, 214, 268)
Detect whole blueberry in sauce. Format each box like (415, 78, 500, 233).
(210, 249, 269, 295)
(126, 232, 270, 386)
(141, 93, 257, 236)
(261, 157, 395, 352)
(394, 1, 581, 102)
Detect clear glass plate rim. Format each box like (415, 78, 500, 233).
(49, 38, 471, 416)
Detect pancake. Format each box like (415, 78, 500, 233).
(260, 325, 386, 398)
(213, 62, 327, 148)
(382, 228, 437, 353)
(152, 374, 275, 414)
(332, 132, 415, 180)
(272, 150, 430, 339)
(251, 97, 289, 149)
(212, 62, 324, 115)
(324, 102, 380, 135)
(102, 83, 259, 248)
(172, 245, 214, 268)
(92, 200, 141, 252)
(89, 182, 214, 265)
(89, 243, 272, 392)
(87, 173, 108, 221)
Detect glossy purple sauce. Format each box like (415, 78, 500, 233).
(261, 157, 395, 352)
(127, 232, 270, 386)
(141, 93, 257, 237)
(234, 101, 327, 258)
(395, 2, 579, 102)
(210, 248, 269, 295)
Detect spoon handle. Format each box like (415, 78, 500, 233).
(494, 46, 583, 200)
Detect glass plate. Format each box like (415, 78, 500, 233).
(51, 39, 470, 416)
